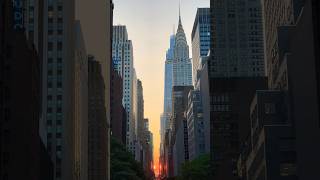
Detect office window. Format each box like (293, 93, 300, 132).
(265, 103, 276, 114)
(57, 81, 62, 88)
(57, 42, 62, 51)
(48, 82, 52, 88)
(48, 42, 53, 51)
(58, 29, 63, 35)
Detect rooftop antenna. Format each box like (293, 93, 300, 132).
(179, 0, 181, 24)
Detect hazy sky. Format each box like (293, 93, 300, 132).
(113, 0, 209, 170)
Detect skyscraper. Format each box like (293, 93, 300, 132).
(161, 34, 175, 142)
(171, 86, 194, 176)
(208, 0, 267, 179)
(191, 8, 210, 84)
(173, 12, 192, 86)
(110, 67, 125, 144)
(76, 1, 114, 178)
(136, 80, 145, 148)
(22, 0, 48, 146)
(260, 0, 320, 179)
(112, 25, 135, 151)
(209, 0, 265, 78)
(74, 21, 88, 180)
(44, 1, 77, 179)
(0, 2, 53, 179)
(186, 90, 206, 160)
(88, 56, 108, 180)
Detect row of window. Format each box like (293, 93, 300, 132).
(48, 41, 63, 51)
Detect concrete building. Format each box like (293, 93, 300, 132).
(191, 8, 210, 84)
(112, 25, 135, 151)
(88, 56, 108, 180)
(209, 0, 265, 78)
(187, 8, 211, 161)
(171, 86, 193, 176)
(173, 13, 192, 86)
(261, 0, 304, 88)
(39, 0, 78, 179)
(237, 91, 296, 180)
(22, 0, 48, 143)
(76, 1, 113, 178)
(209, 78, 267, 180)
(260, 0, 320, 179)
(196, 63, 211, 154)
(110, 67, 126, 144)
(0, 1, 53, 179)
(142, 118, 154, 178)
(132, 69, 138, 157)
(186, 90, 206, 160)
(135, 79, 145, 163)
(22, 1, 92, 179)
(208, 0, 268, 178)
(285, 1, 320, 178)
(74, 21, 88, 180)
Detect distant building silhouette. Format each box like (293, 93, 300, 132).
(110, 68, 126, 144)
(88, 56, 108, 180)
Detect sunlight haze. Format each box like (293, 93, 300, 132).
(113, 0, 210, 171)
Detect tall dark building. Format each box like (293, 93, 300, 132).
(209, 0, 265, 78)
(88, 56, 108, 180)
(171, 86, 193, 176)
(209, 0, 268, 179)
(237, 90, 296, 180)
(286, 0, 320, 178)
(209, 78, 267, 179)
(110, 68, 126, 144)
(0, 1, 53, 179)
(259, 0, 320, 179)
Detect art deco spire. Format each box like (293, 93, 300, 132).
(178, 0, 183, 29)
(179, 1, 182, 26)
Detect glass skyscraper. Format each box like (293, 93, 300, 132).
(161, 34, 175, 142)
(191, 8, 211, 84)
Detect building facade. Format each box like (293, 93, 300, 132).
(0, 1, 53, 179)
(74, 21, 88, 180)
(76, 1, 114, 177)
(173, 14, 192, 86)
(88, 56, 108, 180)
(209, 78, 267, 180)
(191, 8, 210, 84)
(209, 0, 265, 78)
(110, 68, 125, 144)
(136, 80, 145, 160)
(171, 86, 193, 176)
(237, 90, 296, 180)
(186, 90, 206, 160)
(161, 34, 175, 142)
(112, 25, 135, 151)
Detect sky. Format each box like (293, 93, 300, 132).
(113, 0, 209, 172)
